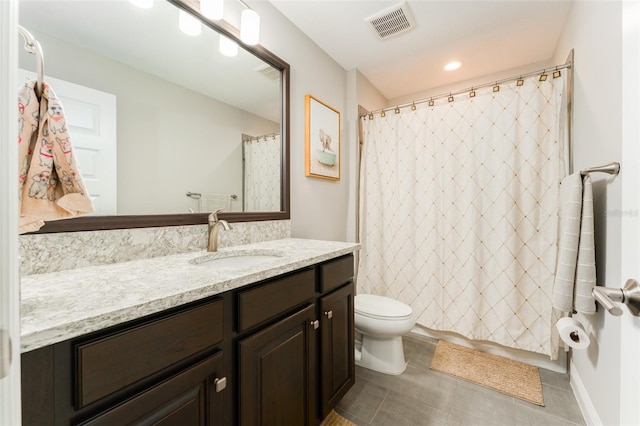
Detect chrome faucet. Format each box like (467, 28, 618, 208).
(207, 208, 231, 252)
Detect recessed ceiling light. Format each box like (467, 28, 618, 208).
(444, 61, 461, 71)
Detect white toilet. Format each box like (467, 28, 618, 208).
(354, 294, 415, 375)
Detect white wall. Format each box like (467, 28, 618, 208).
(355, 70, 387, 113)
(552, 2, 624, 425)
(388, 60, 553, 108)
(19, 31, 278, 214)
(252, 2, 349, 242)
(346, 70, 387, 243)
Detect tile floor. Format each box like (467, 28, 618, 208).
(335, 333, 586, 426)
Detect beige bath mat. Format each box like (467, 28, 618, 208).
(320, 410, 358, 426)
(429, 340, 544, 406)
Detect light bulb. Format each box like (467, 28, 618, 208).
(444, 61, 461, 71)
(129, 0, 153, 8)
(219, 35, 238, 57)
(240, 9, 260, 45)
(179, 10, 201, 36)
(201, 0, 224, 20)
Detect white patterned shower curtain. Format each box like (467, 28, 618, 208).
(359, 74, 566, 357)
(243, 134, 281, 211)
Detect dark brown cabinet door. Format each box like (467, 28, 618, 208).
(238, 305, 317, 426)
(79, 352, 225, 426)
(319, 282, 355, 418)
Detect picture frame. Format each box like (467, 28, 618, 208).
(305, 94, 341, 181)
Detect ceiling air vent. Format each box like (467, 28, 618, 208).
(365, 1, 415, 40)
(255, 64, 280, 83)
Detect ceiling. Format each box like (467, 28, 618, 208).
(18, 0, 281, 122)
(269, 0, 572, 101)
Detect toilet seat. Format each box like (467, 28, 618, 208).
(355, 294, 413, 321)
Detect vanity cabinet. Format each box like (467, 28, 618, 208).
(79, 352, 224, 426)
(22, 297, 227, 426)
(21, 254, 355, 426)
(319, 283, 355, 418)
(238, 305, 317, 426)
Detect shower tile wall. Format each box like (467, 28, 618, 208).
(20, 219, 291, 275)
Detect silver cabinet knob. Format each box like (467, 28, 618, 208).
(324, 311, 333, 319)
(310, 320, 319, 329)
(214, 377, 227, 393)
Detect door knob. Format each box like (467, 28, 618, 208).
(592, 279, 640, 316)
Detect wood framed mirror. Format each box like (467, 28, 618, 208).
(18, 0, 290, 233)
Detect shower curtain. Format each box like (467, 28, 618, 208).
(243, 134, 281, 211)
(359, 74, 566, 357)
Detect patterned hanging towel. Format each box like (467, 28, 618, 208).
(18, 79, 94, 234)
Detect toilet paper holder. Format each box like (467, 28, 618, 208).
(592, 279, 640, 316)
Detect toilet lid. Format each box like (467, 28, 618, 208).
(355, 294, 413, 320)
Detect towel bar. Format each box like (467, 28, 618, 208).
(18, 25, 45, 97)
(186, 191, 238, 200)
(580, 162, 620, 176)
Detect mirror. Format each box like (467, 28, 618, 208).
(18, 0, 290, 232)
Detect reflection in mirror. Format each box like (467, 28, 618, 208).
(18, 0, 290, 232)
(242, 133, 281, 211)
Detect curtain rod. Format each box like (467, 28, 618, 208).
(360, 61, 572, 118)
(243, 132, 279, 141)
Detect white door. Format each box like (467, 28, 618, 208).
(620, 3, 640, 425)
(17, 69, 117, 215)
(1, 1, 22, 424)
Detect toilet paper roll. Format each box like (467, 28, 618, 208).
(556, 317, 590, 349)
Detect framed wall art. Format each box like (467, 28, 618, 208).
(305, 94, 340, 181)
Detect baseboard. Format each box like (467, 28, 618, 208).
(569, 359, 602, 426)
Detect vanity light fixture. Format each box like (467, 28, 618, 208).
(428, 99, 435, 107)
(395, 107, 400, 114)
(469, 89, 476, 98)
(179, 10, 202, 36)
(380, 110, 386, 117)
(201, 0, 224, 20)
(444, 61, 461, 71)
(553, 69, 562, 78)
(411, 102, 416, 111)
(219, 35, 239, 57)
(539, 73, 548, 81)
(129, 0, 153, 8)
(240, 7, 261, 45)
(516, 78, 524, 86)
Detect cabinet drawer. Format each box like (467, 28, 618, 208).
(79, 351, 224, 426)
(238, 268, 315, 332)
(75, 298, 223, 409)
(319, 255, 354, 293)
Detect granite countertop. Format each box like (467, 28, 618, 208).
(20, 238, 360, 353)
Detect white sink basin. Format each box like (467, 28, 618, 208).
(190, 250, 284, 269)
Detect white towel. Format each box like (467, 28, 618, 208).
(198, 193, 231, 213)
(575, 176, 596, 313)
(552, 173, 597, 314)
